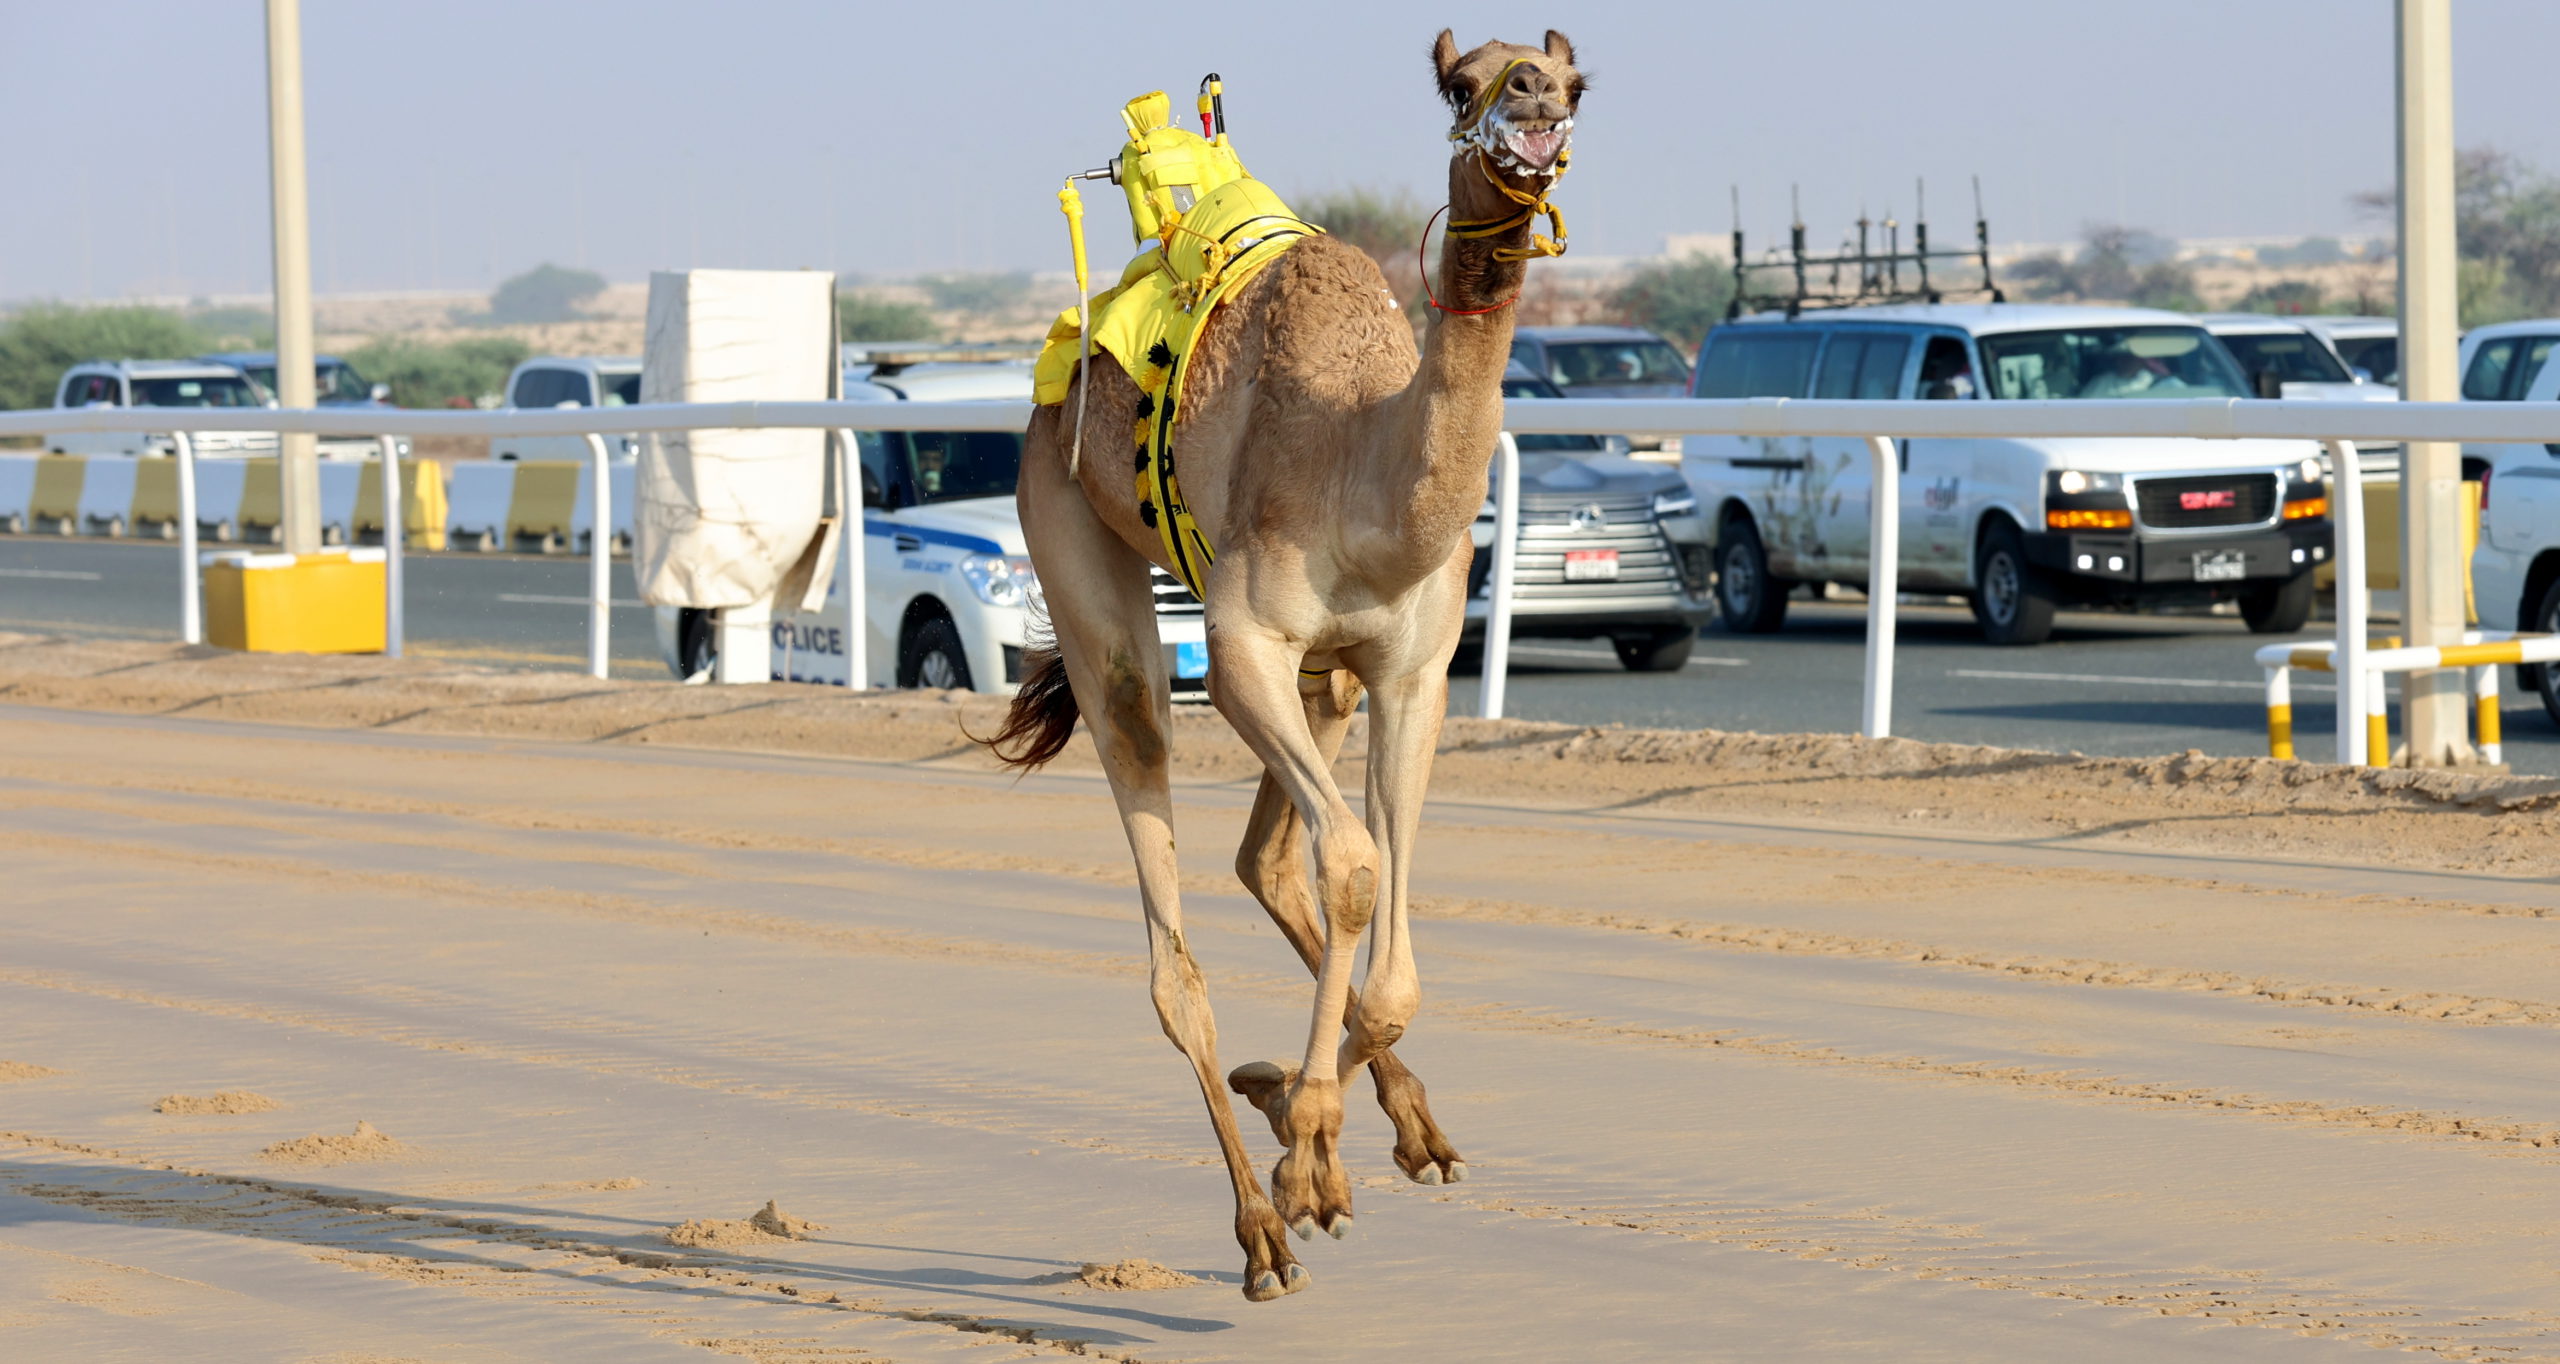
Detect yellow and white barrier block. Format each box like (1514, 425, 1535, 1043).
(0, 452, 445, 548)
(442, 460, 635, 553)
(2258, 630, 2560, 767)
(201, 546, 388, 654)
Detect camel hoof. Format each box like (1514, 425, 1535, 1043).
(1289, 1214, 1316, 1241)
(1324, 1214, 1352, 1240)
(1247, 1270, 1286, 1302)
(1414, 1164, 1442, 1186)
(1446, 1161, 1468, 1184)
(1284, 1263, 1310, 1292)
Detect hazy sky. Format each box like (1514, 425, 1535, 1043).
(7, 0, 2558, 303)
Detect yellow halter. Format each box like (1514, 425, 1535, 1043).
(1445, 56, 1571, 263)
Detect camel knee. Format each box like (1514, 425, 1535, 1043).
(1313, 819, 1379, 937)
(1147, 932, 1217, 1053)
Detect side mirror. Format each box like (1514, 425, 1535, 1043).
(2254, 369, 2285, 400)
(859, 465, 887, 509)
(2351, 367, 2374, 384)
(370, 383, 392, 402)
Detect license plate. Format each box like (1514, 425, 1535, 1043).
(2193, 550, 2247, 582)
(1563, 549, 1620, 581)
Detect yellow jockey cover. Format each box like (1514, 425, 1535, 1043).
(1036, 167, 1316, 598)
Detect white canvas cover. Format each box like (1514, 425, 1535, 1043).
(634, 269, 835, 608)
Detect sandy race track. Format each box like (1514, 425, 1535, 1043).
(2, 634, 2558, 1362)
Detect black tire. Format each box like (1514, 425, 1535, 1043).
(2239, 571, 2316, 634)
(2533, 577, 2560, 729)
(899, 614, 975, 691)
(1972, 519, 2056, 646)
(673, 607, 717, 682)
(1613, 626, 1695, 672)
(1715, 517, 1790, 633)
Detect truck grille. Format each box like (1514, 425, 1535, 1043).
(1502, 493, 1681, 599)
(2132, 473, 2277, 530)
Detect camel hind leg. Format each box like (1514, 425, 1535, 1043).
(1228, 669, 1465, 1186)
(1011, 411, 1305, 1301)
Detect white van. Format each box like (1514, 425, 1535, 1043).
(2465, 328, 2560, 726)
(494, 356, 643, 463)
(661, 360, 1208, 693)
(1681, 304, 2333, 645)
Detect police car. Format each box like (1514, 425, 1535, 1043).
(1682, 303, 2334, 645)
(665, 356, 1209, 693)
(2464, 317, 2560, 725)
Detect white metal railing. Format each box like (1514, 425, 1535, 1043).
(12, 396, 2560, 753)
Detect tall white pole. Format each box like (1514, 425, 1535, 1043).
(176, 433, 200, 645)
(585, 434, 611, 679)
(2325, 439, 2369, 764)
(1478, 431, 1520, 720)
(1862, 436, 1900, 739)
(378, 435, 404, 657)
(2395, 0, 2469, 764)
(263, 0, 322, 555)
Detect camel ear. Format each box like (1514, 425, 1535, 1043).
(1432, 29, 1463, 80)
(1544, 29, 1576, 66)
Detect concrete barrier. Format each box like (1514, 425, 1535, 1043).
(445, 462, 516, 551)
(439, 460, 633, 553)
(0, 455, 38, 534)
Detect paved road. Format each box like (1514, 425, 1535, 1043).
(7, 533, 2554, 773)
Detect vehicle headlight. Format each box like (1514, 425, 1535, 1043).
(1652, 485, 1698, 518)
(2295, 457, 2323, 484)
(2050, 470, 2123, 496)
(960, 553, 1039, 607)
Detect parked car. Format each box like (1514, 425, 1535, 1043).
(2294, 315, 2399, 386)
(1510, 325, 1692, 453)
(2199, 315, 2393, 401)
(1464, 363, 1711, 670)
(197, 350, 407, 462)
(2466, 347, 2560, 726)
(2458, 319, 2560, 403)
(1682, 304, 2333, 645)
(495, 356, 643, 463)
(656, 359, 1208, 695)
(47, 359, 278, 459)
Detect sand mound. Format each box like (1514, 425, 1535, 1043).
(1068, 1259, 1202, 1291)
(261, 1120, 405, 1164)
(155, 1090, 280, 1115)
(665, 1200, 826, 1250)
(0, 1061, 64, 1082)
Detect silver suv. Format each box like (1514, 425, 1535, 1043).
(47, 359, 278, 459)
(1465, 364, 1714, 671)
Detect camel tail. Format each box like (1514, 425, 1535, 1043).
(978, 642, 1080, 772)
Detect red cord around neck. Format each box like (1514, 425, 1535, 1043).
(1417, 204, 1521, 316)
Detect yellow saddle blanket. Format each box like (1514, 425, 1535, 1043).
(1034, 175, 1315, 598)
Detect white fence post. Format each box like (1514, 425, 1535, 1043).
(1479, 430, 1521, 720)
(834, 428, 868, 692)
(1862, 435, 1900, 739)
(175, 432, 200, 645)
(583, 433, 611, 680)
(2323, 439, 2367, 764)
(377, 435, 403, 658)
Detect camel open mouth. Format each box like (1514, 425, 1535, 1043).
(1498, 119, 1570, 171)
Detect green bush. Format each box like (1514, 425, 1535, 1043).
(839, 292, 938, 342)
(483, 263, 607, 325)
(1294, 186, 1429, 263)
(342, 335, 529, 409)
(1605, 254, 1734, 352)
(2235, 280, 2331, 315)
(0, 304, 210, 411)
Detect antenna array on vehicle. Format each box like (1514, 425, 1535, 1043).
(1727, 176, 2006, 319)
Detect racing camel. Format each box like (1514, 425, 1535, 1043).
(987, 29, 1583, 1300)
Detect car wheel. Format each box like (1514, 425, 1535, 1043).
(1613, 626, 1695, 672)
(2535, 578, 2560, 729)
(900, 615, 975, 691)
(673, 607, 717, 683)
(1715, 517, 1790, 633)
(1972, 519, 2056, 646)
(2239, 571, 2316, 634)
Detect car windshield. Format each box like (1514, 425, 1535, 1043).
(1500, 378, 1602, 451)
(2333, 335, 2399, 386)
(600, 372, 641, 406)
(131, 375, 265, 407)
(2216, 331, 2353, 385)
(906, 430, 1022, 503)
(1540, 339, 1690, 390)
(1976, 326, 2249, 400)
(321, 361, 373, 402)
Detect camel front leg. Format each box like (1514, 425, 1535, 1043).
(1208, 632, 1374, 1242)
(1336, 663, 1446, 1171)
(1229, 670, 1466, 1185)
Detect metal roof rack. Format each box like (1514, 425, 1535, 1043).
(1727, 177, 2005, 319)
(841, 342, 1043, 376)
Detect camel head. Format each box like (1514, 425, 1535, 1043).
(1431, 29, 1582, 189)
